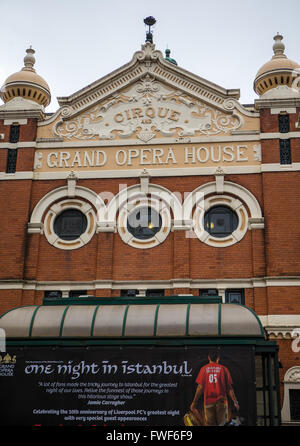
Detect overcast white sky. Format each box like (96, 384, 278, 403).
(0, 0, 299, 112)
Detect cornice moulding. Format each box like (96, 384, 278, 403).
(255, 97, 300, 109)
(0, 108, 45, 120)
(0, 97, 45, 120)
(1, 275, 300, 290)
(41, 43, 253, 124)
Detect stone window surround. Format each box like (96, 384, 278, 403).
(117, 196, 171, 249)
(193, 195, 248, 247)
(282, 366, 300, 424)
(27, 174, 264, 250)
(43, 199, 97, 250)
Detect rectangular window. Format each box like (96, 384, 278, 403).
(225, 289, 245, 304)
(278, 114, 290, 133)
(120, 289, 138, 297)
(289, 389, 300, 421)
(9, 125, 20, 143)
(6, 149, 18, 173)
(279, 139, 292, 164)
(199, 289, 218, 297)
(69, 290, 87, 298)
(146, 289, 165, 297)
(44, 290, 62, 299)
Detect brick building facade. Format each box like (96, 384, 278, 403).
(0, 30, 299, 425)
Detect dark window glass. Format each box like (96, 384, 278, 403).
(127, 207, 162, 240)
(280, 139, 292, 164)
(6, 149, 18, 173)
(290, 389, 300, 421)
(9, 125, 20, 143)
(225, 289, 244, 304)
(54, 209, 87, 241)
(69, 290, 87, 298)
(146, 289, 165, 297)
(278, 114, 290, 133)
(199, 289, 218, 297)
(44, 290, 62, 299)
(121, 290, 138, 297)
(204, 206, 238, 238)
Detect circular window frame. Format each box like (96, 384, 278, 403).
(193, 195, 248, 247)
(117, 197, 171, 249)
(44, 199, 97, 250)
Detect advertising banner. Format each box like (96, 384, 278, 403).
(0, 345, 256, 426)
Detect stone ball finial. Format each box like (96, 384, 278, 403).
(23, 47, 36, 71)
(254, 34, 300, 97)
(0, 47, 51, 107)
(272, 34, 286, 58)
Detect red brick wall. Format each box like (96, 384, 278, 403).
(277, 338, 300, 404)
(2, 166, 298, 312)
(19, 173, 267, 286)
(112, 232, 173, 281)
(0, 118, 37, 314)
(0, 120, 11, 140)
(0, 289, 23, 314)
(36, 236, 98, 282)
(17, 148, 35, 171)
(259, 108, 300, 133)
(267, 287, 300, 314)
(253, 286, 268, 315)
(262, 172, 300, 276)
(260, 108, 300, 164)
(0, 180, 32, 280)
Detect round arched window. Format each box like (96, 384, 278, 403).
(204, 206, 238, 238)
(127, 206, 162, 240)
(54, 209, 88, 241)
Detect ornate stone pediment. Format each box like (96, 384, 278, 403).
(38, 43, 259, 142)
(52, 75, 243, 143)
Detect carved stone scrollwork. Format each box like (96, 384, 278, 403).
(53, 77, 243, 142)
(134, 42, 162, 62)
(223, 99, 236, 110)
(61, 106, 73, 119)
(284, 367, 300, 383)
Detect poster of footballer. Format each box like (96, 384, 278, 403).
(0, 345, 256, 426)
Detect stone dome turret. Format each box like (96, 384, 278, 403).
(254, 34, 300, 97)
(0, 47, 51, 107)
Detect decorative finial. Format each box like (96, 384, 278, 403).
(23, 47, 36, 71)
(144, 16, 156, 44)
(164, 47, 177, 65)
(272, 34, 286, 59)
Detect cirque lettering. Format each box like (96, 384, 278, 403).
(113, 107, 181, 123)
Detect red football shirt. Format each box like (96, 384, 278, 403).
(196, 362, 233, 405)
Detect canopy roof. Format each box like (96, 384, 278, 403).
(0, 302, 264, 339)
